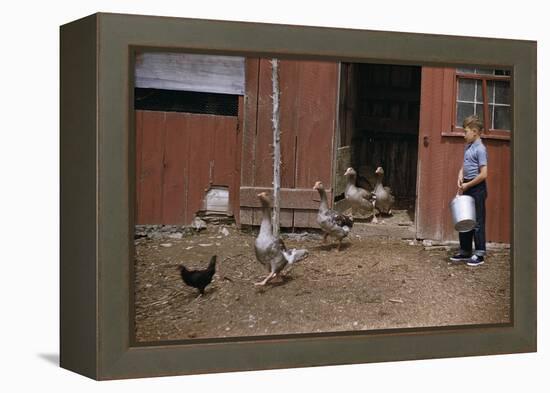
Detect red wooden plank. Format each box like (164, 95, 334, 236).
(294, 61, 338, 190)
(212, 115, 238, 218)
(416, 67, 448, 240)
(240, 186, 331, 209)
(293, 210, 321, 229)
(441, 137, 466, 239)
(486, 139, 511, 243)
(415, 67, 433, 239)
(440, 69, 462, 240)
(278, 60, 299, 189)
(212, 116, 238, 187)
(487, 140, 501, 242)
(239, 207, 254, 226)
(241, 58, 260, 187)
(233, 95, 244, 224)
(252, 210, 263, 226)
(249, 208, 293, 227)
(499, 143, 511, 243)
(137, 110, 165, 224)
(186, 115, 215, 220)
(162, 112, 189, 224)
(135, 110, 143, 223)
(280, 209, 294, 227)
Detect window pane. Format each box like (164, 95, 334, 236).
(475, 103, 484, 123)
(494, 106, 511, 130)
(494, 81, 510, 104)
(487, 81, 495, 104)
(457, 67, 475, 74)
(489, 105, 495, 130)
(475, 68, 494, 75)
(456, 102, 474, 125)
(495, 69, 511, 76)
(458, 78, 475, 101)
(475, 80, 483, 102)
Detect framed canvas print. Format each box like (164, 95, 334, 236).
(60, 12, 536, 380)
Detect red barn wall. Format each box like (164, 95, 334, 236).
(416, 67, 511, 243)
(135, 110, 241, 225)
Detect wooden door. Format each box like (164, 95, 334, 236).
(416, 67, 457, 240)
(135, 110, 241, 225)
(240, 58, 339, 228)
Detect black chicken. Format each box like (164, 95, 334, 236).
(178, 255, 216, 296)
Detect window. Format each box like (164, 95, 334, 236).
(454, 68, 511, 138)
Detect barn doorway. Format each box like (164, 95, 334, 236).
(336, 63, 422, 227)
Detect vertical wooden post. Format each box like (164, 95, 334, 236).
(271, 58, 281, 236)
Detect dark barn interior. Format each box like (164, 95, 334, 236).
(339, 63, 422, 215)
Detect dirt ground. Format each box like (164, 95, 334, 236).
(134, 225, 510, 343)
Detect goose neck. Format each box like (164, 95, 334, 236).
(259, 203, 272, 235)
(317, 188, 329, 211)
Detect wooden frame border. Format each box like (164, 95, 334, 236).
(60, 12, 536, 380)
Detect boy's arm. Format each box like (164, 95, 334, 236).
(457, 166, 464, 188)
(461, 165, 487, 191)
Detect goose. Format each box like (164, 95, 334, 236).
(343, 167, 376, 218)
(372, 166, 395, 223)
(254, 192, 307, 285)
(313, 181, 353, 251)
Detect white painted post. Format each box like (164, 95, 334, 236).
(271, 58, 281, 237)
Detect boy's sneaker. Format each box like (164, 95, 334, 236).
(450, 253, 471, 262)
(467, 255, 485, 267)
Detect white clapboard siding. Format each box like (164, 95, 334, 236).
(135, 52, 245, 95)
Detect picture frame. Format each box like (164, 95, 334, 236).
(60, 12, 536, 380)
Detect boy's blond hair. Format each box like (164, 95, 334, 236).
(463, 115, 483, 133)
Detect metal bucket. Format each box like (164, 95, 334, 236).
(450, 194, 476, 232)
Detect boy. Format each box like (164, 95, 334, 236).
(450, 115, 488, 267)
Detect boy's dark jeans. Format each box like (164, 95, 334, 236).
(459, 180, 487, 256)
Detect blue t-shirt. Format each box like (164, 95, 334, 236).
(463, 139, 488, 180)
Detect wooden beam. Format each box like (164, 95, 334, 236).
(240, 186, 331, 209)
(135, 52, 245, 95)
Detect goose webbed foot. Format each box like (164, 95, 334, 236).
(254, 272, 276, 286)
(372, 201, 378, 223)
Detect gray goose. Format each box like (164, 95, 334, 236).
(343, 167, 376, 217)
(313, 181, 353, 251)
(254, 192, 307, 286)
(372, 166, 395, 223)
